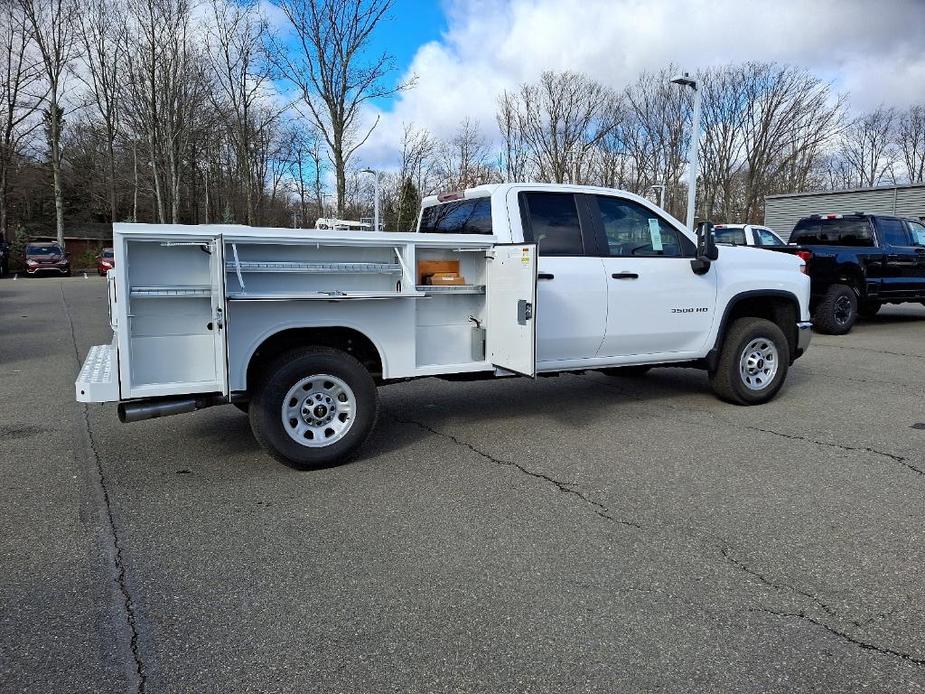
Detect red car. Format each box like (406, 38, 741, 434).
(97, 247, 115, 276)
(24, 242, 70, 276)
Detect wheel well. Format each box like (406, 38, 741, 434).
(717, 293, 799, 363)
(245, 327, 384, 392)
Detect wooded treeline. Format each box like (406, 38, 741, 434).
(2, 0, 924, 245)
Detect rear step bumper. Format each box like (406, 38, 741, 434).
(76, 342, 119, 403)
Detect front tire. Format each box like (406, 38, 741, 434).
(813, 283, 857, 334)
(249, 347, 379, 468)
(709, 317, 789, 405)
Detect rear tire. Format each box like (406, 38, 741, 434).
(601, 365, 652, 377)
(858, 300, 881, 319)
(248, 346, 378, 468)
(813, 284, 857, 335)
(709, 317, 789, 405)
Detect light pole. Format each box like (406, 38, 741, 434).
(671, 72, 700, 230)
(361, 167, 380, 231)
(648, 184, 666, 210)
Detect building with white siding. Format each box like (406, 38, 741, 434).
(764, 183, 925, 241)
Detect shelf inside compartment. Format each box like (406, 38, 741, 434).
(415, 284, 485, 295)
(130, 285, 212, 298)
(225, 260, 402, 274)
(227, 290, 424, 301)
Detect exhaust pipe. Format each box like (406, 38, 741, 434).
(118, 395, 224, 423)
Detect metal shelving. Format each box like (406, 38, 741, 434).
(130, 285, 212, 298)
(224, 260, 402, 274)
(415, 284, 485, 295)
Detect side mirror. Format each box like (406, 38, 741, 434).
(691, 221, 718, 275)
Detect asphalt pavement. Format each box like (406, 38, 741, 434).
(2, 275, 924, 693)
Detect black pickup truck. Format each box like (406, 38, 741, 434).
(772, 213, 925, 334)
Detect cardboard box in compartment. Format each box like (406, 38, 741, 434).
(417, 259, 464, 285)
(428, 272, 465, 285)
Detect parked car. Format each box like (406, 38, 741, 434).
(77, 184, 811, 468)
(771, 213, 925, 334)
(24, 241, 70, 276)
(713, 224, 786, 248)
(0, 240, 9, 277)
(97, 247, 115, 275)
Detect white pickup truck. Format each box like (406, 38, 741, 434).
(76, 183, 812, 467)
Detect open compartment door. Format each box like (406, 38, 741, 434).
(209, 236, 229, 396)
(487, 243, 537, 377)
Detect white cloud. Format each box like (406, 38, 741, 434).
(357, 0, 925, 169)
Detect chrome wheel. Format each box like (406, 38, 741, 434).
(833, 295, 853, 325)
(739, 338, 779, 391)
(281, 374, 356, 447)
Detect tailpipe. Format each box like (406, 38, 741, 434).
(118, 394, 224, 423)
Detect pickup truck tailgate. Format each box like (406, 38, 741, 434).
(76, 340, 119, 403)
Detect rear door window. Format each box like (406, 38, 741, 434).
(755, 228, 784, 246)
(790, 218, 874, 246)
(714, 227, 747, 245)
(907, 221, 925, 246)
(419, 198, 492, 234)
(878, 218, 911, 246)
(519, 192, 585, 256)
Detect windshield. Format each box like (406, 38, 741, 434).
(790, 218, 874, 246)
(419, 198, 492, 234)
(713, 227, 747, 245)
(102, 250, 114, 258)
(26, 245, 62, 255)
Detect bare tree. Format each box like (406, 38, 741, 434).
(499, 71, 619, 184)
(838, 106, 898, 188)
(77, 0, 124, 222)
(19, 0, 78, 244)
(897, 105, 925, 184)
(206, 0, 277, 224)
(0, 0, 43, 241)
(622, 66, 690, 218)
(123, 0, 207, 223)
(436, 119, 495, 191)
(272, 0, 403, 216)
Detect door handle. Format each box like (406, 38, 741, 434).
(538, 272, 555, 280)
(611, 272, 639, 280)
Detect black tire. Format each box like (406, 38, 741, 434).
(601, 365, 652, 377)
(813, 283, 857, 335)
(709, 317, 790, 405)
(857, 300, 881, 319)
(248, 346, 378, 468)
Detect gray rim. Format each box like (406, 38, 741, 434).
(739, 337, 779, 391)
(281, 374, 356, 447)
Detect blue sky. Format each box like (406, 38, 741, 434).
(365, 0, 447, 107)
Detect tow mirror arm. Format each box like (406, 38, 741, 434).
(691, 221, 718, 275)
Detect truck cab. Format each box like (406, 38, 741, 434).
(77, 183, 812, 468)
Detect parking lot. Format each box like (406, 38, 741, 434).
(1, 275, 924, 693)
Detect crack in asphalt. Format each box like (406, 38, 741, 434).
(728, 423, 925, 477)
(722, 547, 860, 627)
(591, 375, 924, 478)
(725, 549, 924, 665)
(813, 342, 925, 361)
(387, 412, 641, 530)
(61, 285, 146, 693)
(754, 608, 925, 666)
